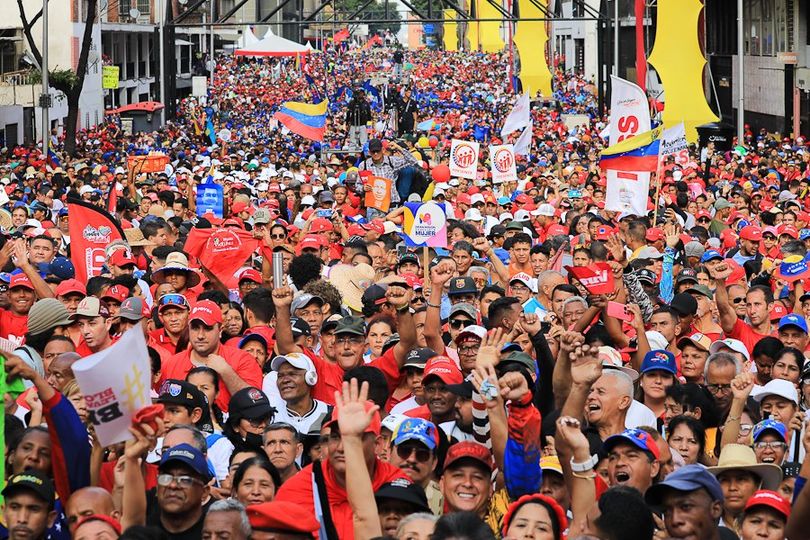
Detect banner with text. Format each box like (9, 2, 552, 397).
(401, 201, 448, 248)
(608, 76, 651, 146)
(449, 139, 480, 180)
(489, 144, 517, 184)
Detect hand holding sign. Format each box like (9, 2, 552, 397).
(564, 262, 615, 295)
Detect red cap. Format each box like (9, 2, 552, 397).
(595, 225, 615, 241)
(770, 303, 788, 321)
(779, 225, 799, 239)
(296, 235, 323, 255)
(246, 501, 320, 535)
(324, 399, 381, 435)
(444, 441, 495, 472)
(9, 274, 34, 290)
(744, 490, 791, 519)
(310, 218, 334, 233)
(238, 268, 262, 284)
(189, 299, 223, 326)
(696, 210, 712, 220)
(268, 184, 281, 193)
(399, 273, 424, 290)
(739, 225, 762, 241)
(547, 224, 569, 236)
(222, 218, 244, 229)
(347, 224, 367, 237)
(423, 355, 463, 385)
(457, 193, 472, 205)
(725, 259, 746, 285)
(55, 278, 86, 297)
(645, 227, 664, 242)
(109, 249, 136, 267)
(102, 284, 128, 303)
(231, 201, 251, 215)
(75, 514, 123, 535)
(366, 219, 385, 235)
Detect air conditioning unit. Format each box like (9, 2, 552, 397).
(798, 68, 810, 92)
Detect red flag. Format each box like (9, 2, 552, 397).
(67, 199, 125, 282)
(107, 182, 118, 214)
(565, 262, 615, 295)
(184, 227, 260, 288)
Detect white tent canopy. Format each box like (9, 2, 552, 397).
(234, 28, 309, 57)
(237, 26, 262, 49)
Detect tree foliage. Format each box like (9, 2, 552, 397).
(333, 0, 402, 35)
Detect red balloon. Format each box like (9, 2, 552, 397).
(428, 136, 439, 148)
(381, 139, 390, 149)
(431, 164, 451, 183)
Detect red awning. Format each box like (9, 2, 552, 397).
(105, 101, 164, 115)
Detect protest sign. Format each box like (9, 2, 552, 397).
(127, 153, 169, 174)
(68, 199, 125, 281)
(565, 263, 615, 295)
(364, 176, 392, 211)
(490, 144, 517, 184)
(401, 201, 448, 248)
(102, 66, 120, 89)
(608, 76, 651, 146)
(605, 170, 651, 216)
(658, 122, 689, 166)
(72, 327, 152, 447)
(449, 139, 480, 180)
(196, 182, 224, 218)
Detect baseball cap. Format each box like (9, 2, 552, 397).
(645, 464, 724, 507)
(454, 324, 487, 344)
(540, 455, 563, 476)
(291, 293, 325, 313)
(368, 139, 383, 152)
(9, 273, 34, 290)
(709, 338, 750, 361)
(444, 441, 495, 472)
(675, 268, 698, 285)
(290, 317, 312, 338)
(778, 314, 808, 334)
(744, 490, 791, 519)
(603, 428, 661, 460)
(751, 379, 799, 405)
(391, 418, 439, 450)
(55, 278, 86, 297)
(752, 419, 788, 443)
(509, 272, 535, 291)
(2, 470, 55, 504)
(636, 246, 663, 260)
(69, 296, 110, 321)
(270, 352, 316, 374)
(158, 293, 190, 312)
(537, 203, 555, 217)
(403, 347, 436, 369)
(238, 268, 263, 285)
(228, 387, 274, 423)
(449, 303, 477, 321)
(670, 293, 698, 317)
(159, 443, 211, 480)
(189, 300, 223, 326)
(157, 379, 206, 409)
(686, 284, 714, 300)
(325, 399, 381, 435)
(102, 284, 128, 304)
(375, 479, 430, 513)
(635, 268, 656, 285)
(110, 249, 136, 267)
(640, 350, 677, 375)
(739, 225, 763, 241)
(422, 355, 463, 385)
(253, 208, 272, 225)
(119, 297, 148, 321)
(334, 316, 365, 336)
(448, 276, 477, 296)
(684, 242, 705, 259)
(677, 332, 712, 353)
(700, 250, 723, 263)
(246, 501, 319, 535)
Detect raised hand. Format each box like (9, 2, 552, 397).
(730, 372, 755, 401)
(569, 344, 602, 385)
(499, 371, 530, 401)
(334, 378, 379, 437)
(471, 364, 502, 409)
(555, 415, 590, 454)
(429, 260, 454, 288)
(385, 284, 412, 310)
(476, 328, 508, 369)
(559, 331, 585, 354)
(472, 236, 492, 256)
(271, 286, 294, 308)
(708, 262, 732, 282)
(664, 223, 681, 248)
(125, 417, 163, 460)
(519, 311, 542, 336)
(605, 234, 625, 263)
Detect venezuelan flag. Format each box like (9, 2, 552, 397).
(274, 99, 328, 142)
(600, 126, 663, 172)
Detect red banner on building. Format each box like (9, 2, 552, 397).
(67, 198, 125, 282)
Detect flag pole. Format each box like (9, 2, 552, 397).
(652, 169, 662, 224)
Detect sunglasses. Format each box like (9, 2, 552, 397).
(396, 445, 432, 463)
(731, 297, 745, 304)
(449, 318, 472, 329)
(157, 474, 204, 488)
(159, 293, 189, 309)
(270, 233, 286, 240)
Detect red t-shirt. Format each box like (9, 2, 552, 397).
(159, 344, 263, 411)
(148, 328, 181, 356)
(303, 346, 402, 406)
(75, 336, 118, 357)
(727, 318, 775, 356)
(275, 457, 407, 540)
(0, 309, 28, 344)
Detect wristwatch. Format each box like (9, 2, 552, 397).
(570, 454, 599, 472)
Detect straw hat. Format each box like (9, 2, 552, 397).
(151, 252, 201, 287)
(124, 227, 156, 247)
(0, 209, 12, 231)
(327, 263, 375, 313)
(707, 444, 782, 490)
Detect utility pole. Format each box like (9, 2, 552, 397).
(40, 0, 50, 148)
(736, 0, 744, 142)
(209, 0, 215, 89)
(613, 0, 618, 77)
(158, 0, 166, 125)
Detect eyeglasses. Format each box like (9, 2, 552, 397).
(335, 335, 364, 345)
(697, 218, 710, 223)
(396, 445, 432, 462)
(159, 293, 189, 309)
(270, 233, 286, 240)
(458, 344, 480, 354)
(449, 318, 472, 329)
(754, 441, 786, 451)
(739, 424, 754, 436)
(246, 417, 270, 428)
(157, 474, 204, 488)
(412, 296, 425, 304)
(706, 383, 732, 394)
(731, 297, 745, 304)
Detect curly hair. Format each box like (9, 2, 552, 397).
(303, 279, 343, 316)
(288, 253, 323, 290)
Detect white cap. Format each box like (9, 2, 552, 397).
(499, 212, 514, 222)
(464, 208, 484, 222)
(455, 324, 487, 343)
(751, 379, 799, 405)
(537, 203, 556, 217)
(79, 185, 94, 195)
(470, 193, 485, 206)
(301, 195, 316, 206)
(709, 338, 750, 362)
(636, 246, 664, 260)
(270, 352, 316, 374)
(645, 330, 669, 351)
(514, 209, 531, 221)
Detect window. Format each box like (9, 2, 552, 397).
(137, 0, 150, 15)
(744, 0, 790, 56)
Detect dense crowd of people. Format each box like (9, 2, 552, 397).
(1, 42, 810, 540)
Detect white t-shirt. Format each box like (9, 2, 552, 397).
(625, 400, 658, 430)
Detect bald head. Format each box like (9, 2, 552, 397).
(66, 487, 119, 534)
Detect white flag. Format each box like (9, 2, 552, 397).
(513, 121, 533, 156)
(658, 122, 689, 166)
(72, 327, 152, 447)
(605, 169, 650, 216)
(500, 93, 531, 137)
(608, 76, 651, 146)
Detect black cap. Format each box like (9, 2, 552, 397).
(671, 293, 698, 317)
(368, 139, 383, 152)
(635, 268, 656, 286)
(362, 284, 388, 307)
(675, 268, 698, 285)
(290, 317, 312, 338)
(397, 252, 420, 267)
(404, 347, 436, 368)
(157, 379, 206, 409)
(228, 387, 274, 424)
(2, 470, 55, 505)
(382, 333, 400, 354)
(446, 380, 474, 399)
(448, 276, 478, 296)
(488, 225, 507, 239)
(374, 478, 430, 512)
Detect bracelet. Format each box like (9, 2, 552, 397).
(426, 301, 441, 308)
(571, 470, 597, 480)
(570, 454, 598, 472)
(396, 304, 410, 313)
(725, 415, 741, 423)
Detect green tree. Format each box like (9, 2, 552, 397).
(334, 0, 402, 34)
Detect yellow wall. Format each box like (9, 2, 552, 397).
(647, 0, 718, 142)
(476, 0, 505, 52)
(513, 0, 552, 96)
(443, 9, 459, 51)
